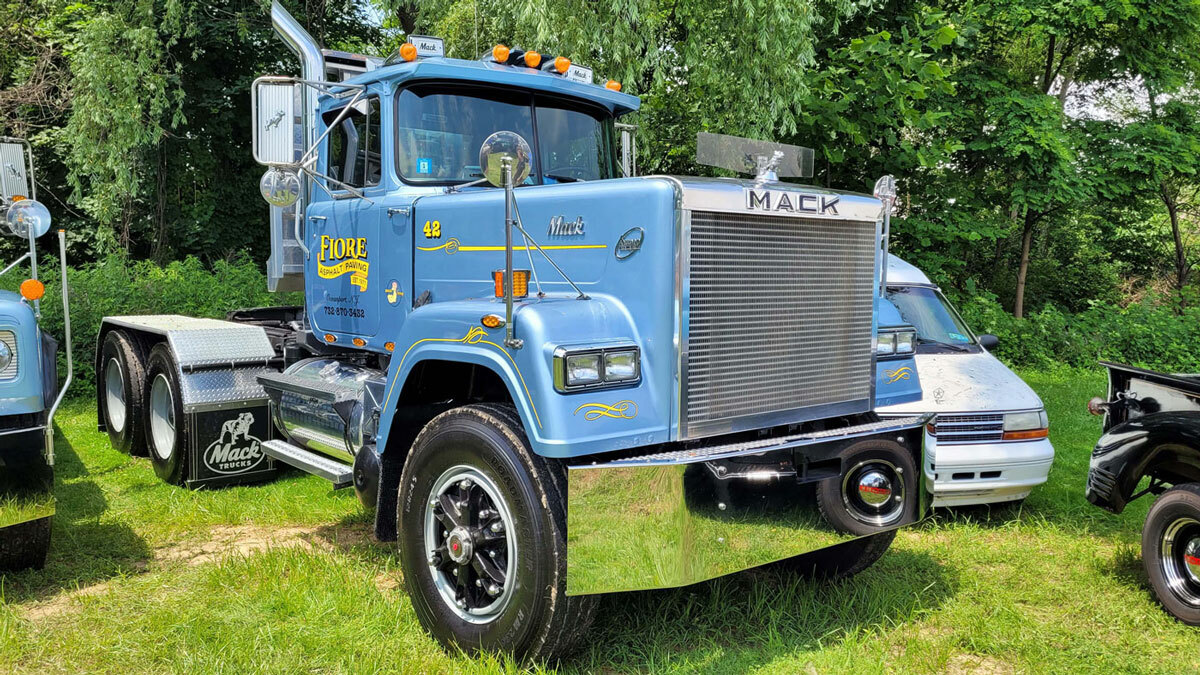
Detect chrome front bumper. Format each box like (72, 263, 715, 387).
(565, 415, 930, 595)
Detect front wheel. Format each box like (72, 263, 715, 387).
(397, 404, 596, 660)
(817, 438, 918, 536)
(1142, 483, 1200, 625)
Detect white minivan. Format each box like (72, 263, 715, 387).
(879, 256, 1054, 507)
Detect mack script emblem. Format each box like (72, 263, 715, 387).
(203, 412, 267, 475)
(745, 188, 840, 215)
(548, 215, 585, 236)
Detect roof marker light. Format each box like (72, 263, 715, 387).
(553, 56, 571, 74)
(399, 42, 418, 62)
(523, 50, 542, 68)
(492, 44, 510, 63)
(605, 80, 622, 91)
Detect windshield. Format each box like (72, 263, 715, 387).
(395, 84, 615, 185)
(885, 286, 976, 347)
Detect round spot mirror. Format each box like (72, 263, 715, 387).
(4, 198, 52, 239)
(479, 131, 532, 188)
(259, 167, 302, 208)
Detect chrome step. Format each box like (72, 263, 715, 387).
(262, 439, 353, 488)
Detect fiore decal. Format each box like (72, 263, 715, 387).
(884, 367, 913, 384)
(574, 400, 639, 421)
(318, 235, 370, 291)
(203, 413, 267, 475)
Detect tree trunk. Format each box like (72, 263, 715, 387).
(1013, 211, 1035, 319)
(1163, 183, 1188, 290)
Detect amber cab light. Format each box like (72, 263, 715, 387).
(352, 337, 366, 347)
(553, 56, 571, 74)
(384, 341, 396, 352)
(481, 314, 505, 329)
(324, 333, 337, 343)
(523, 50, 542, 68)
(605, 80, 622, 91)
(492, 44, 510, 63)
(19, 278, 44, 302)
(492, 270, 531, 299)
(399, 42, 418, 62)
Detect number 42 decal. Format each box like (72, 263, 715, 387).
(423, 220, 442, 239)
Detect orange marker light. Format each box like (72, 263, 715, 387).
(19, 278, 44, 302)
(553, 56, 571, 74)
(352, 337, 366, 347)
(493, 270, 505, 298)
(324, 333, 337, 343)
(1002, 428, 1049, 441)
(605, 80, 622, 91)
(492, 270, 531, 299)
(481, 314, 504, 329)
(399, 42, 418, 62)
(11, 195, 26, 203)
(523, 50, 542, 68)
(493, 44, 510, 63)
(384, 341, 396, 352)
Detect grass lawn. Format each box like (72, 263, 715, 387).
(1, 368, 1196, 673)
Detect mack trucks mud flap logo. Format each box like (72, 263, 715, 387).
(745, 188, 840, 215)
(202, 413, 267, 474)
(318, 235, 370, 291)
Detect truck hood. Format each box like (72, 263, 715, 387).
(879, 351, 1043, 414)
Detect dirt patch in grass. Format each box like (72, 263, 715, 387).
(944, 654, 1016, 675)
(18, 580, 115, 622)
(155, 525, 322, 566)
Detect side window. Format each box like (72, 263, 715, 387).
(324, 96, 381, 189)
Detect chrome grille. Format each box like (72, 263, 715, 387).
(0, 330, 17, 380)
(931, 413, 1004, 444)
(683, 210, 876, 437)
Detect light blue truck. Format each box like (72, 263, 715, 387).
(93, 2, 928, 658)
(0, 137, 73, 571)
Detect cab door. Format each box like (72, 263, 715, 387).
(307, 96, 384, 339)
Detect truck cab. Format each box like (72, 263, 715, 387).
(94, 2, 929, 659)
(0, 137, 73, 571)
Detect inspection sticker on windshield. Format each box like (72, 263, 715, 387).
(416, 158, 432, 174)
(948, 332, 970, 343)
(565, 64, 594, 85)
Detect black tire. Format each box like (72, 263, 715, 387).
(1142, 483, 1200, 625)
(817, 438, 918, 536)
(143, 344, 190, 486)
(0, 517, 52, 572)
(397, 404, 596, 660)
(99, 330, 148, 457)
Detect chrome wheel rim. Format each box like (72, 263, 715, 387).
(841, 459, 905, 526)
(148, 373, 176, 460)
(424, 465, 517, 624)
(1160, 516, 1200, 607)
(104, 358, 127, 433)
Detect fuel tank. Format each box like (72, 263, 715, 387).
(270, 358, 385, 461)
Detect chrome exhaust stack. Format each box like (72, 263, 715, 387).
(270, 0, 323, 151)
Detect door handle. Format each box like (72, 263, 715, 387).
(308, 215, 327, 222)
(387, 207, 409, 218)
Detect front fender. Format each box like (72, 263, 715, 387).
(375, 296, 671, 459)
(1088, 411, 1200, 513)
(0, 295, 45, 416)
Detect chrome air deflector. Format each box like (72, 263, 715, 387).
(565, 414, 929, 595)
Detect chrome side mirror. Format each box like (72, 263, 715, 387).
(479, 131, 532, 187)
(5, 199, 52, 238)
(251, 78, 299, 166)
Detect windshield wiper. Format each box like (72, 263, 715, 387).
(917, 337, 971, 353)
(544, 173, 583, 183)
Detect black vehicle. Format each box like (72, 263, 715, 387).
(1087, 362, 1200, 625)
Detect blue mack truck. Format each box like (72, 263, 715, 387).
(0, 137, 73, 571)
(94, 2, 926, 658)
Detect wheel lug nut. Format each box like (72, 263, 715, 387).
(490, 521, 503, 533)
(455, 598, 466, 609)
(475, 579, 482, 587)
(487, 583, 501, 597)
(488, 550, 496, 558)
(459, 479, 472, 490)
(428, 553, 441, 566)
(429, 498, 438, 507)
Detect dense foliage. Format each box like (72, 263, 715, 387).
(4, 0, 1200, 371)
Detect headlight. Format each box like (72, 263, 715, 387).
(895, 330, 915, 354)
(565, 353, 601, 386)
(555, 345, 641, 392)
(0, 338, 11, 373)
(876, 333, 896, 355)
(1003, 409, 1049, 440)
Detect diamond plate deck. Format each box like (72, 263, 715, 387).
(104, 315, 275, 368)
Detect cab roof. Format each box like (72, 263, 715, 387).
(887, 254, 935, 287)
(338, 56, 641, 117)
